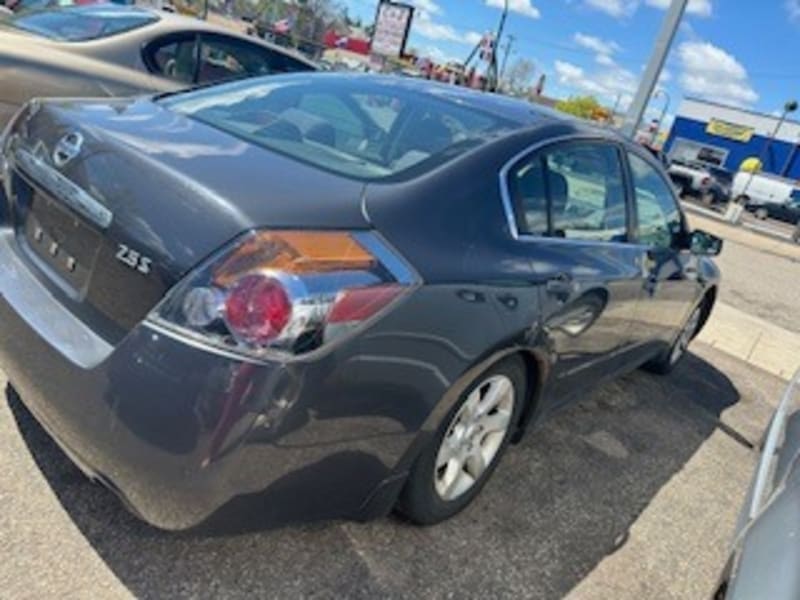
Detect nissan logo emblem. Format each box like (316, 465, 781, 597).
(52, 131, 84, 168)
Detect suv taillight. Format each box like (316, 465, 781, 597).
(148, 230, 417, 359)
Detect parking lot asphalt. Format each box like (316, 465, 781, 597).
(0, 340, 783, 600)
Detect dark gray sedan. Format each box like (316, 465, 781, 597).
(0, 74, 721, 529)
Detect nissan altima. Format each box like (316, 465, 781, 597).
(0, 74, 722, 529)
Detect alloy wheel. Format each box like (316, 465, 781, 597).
(670, 306, 702, 365)
(434, 375, 515, 501)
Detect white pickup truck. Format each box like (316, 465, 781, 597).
(667, 161, 714, 199)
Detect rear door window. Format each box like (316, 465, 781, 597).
(507, 141, 629, 242)
(197, 34, 279, 83)
(144, 34, 198, 84)
(546, 143, 627, 242)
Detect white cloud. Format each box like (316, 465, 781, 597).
(585, 0, 712, 18)
(644, 0, 712, 17)
(412, 9, 482, 45)
(583, 0, 637, 17)
(554, 59, 637, 107)
(595, 53, 616, 67)
(485, 0, 541, 18)
(409, 0, 442, 15)
(420, 45, 461, 64)
(787, 0, 800, 20)
(574, 32, 621, 56)
(465, 31, 484, 45)
(677, 41, 758, 107)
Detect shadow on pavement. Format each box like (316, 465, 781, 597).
(6, 352, 742, 599)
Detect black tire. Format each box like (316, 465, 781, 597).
(643, 302, 704, 375)
(395, 356, 526, 525)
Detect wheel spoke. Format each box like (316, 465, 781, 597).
(437, 452, 464, 495)
(464, 449, 487, 479)
(478, 409, 512, 434)
(462, 387, 482, 420)
(436, 440, 458, 470)
(444, 468, 475, 499)
(476, 377, 511, 417)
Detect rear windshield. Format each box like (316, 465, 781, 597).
(6, 6, 157, 42)
(162, 75, 519, 180)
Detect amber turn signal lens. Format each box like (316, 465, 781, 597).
(212, 231, 375, 286)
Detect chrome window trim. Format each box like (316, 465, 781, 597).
(498, 133, 637, 249)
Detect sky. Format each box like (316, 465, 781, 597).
(339, 0, 800, 127)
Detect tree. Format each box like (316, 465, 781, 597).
(504, 59, 536, 95)
(555, 95, 610, 121)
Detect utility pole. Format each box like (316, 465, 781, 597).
(499, 34, 516, 88)
(621, 0, 688, 137)
(487, 0, 509, 92)
(742, 100, 798, 193)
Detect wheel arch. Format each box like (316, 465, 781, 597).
(510, 349, 548, 443)
(359, 344, 550, 520)
(694, 285, 717, 339)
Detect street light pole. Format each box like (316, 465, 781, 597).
(621, 0, 688, 137)
(650, 88, 671, 145)
(740, 100, 798, 200)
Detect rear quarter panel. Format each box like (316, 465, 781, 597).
(0, 36, 178, 127)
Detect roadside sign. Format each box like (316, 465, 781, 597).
(371, 1, 415, 58)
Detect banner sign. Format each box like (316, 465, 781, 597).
(371, 1, 415, 58)
(706, 118, 755, 143)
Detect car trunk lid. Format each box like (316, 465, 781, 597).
(3, 98, 369, 343)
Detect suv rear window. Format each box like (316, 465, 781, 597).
(6, 6, 157, 42)
(162, 75, 518, 180)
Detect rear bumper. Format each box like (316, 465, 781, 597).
(0, 229, 421, 530)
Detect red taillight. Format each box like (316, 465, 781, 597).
(223, 274, 292, 344)
(328, 285, 405, 324)
(149, 230, 417, 359)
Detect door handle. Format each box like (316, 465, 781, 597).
(545, 272, 573, 295)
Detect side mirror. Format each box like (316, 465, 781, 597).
(690, 229, 723, 256)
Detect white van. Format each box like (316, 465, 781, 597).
(731, 171, 798, 218)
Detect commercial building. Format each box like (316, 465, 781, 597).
(664, 98, 800, 179)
